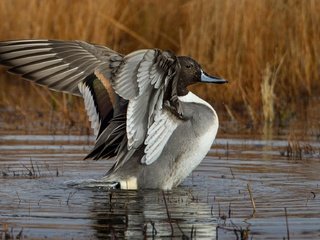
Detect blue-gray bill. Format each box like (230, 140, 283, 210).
(200, 70, 228, 84)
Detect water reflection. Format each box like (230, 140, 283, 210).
(89, 188, 216, 239)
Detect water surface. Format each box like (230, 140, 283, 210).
(0, 134, 319, 239)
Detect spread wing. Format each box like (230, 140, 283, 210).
(111, 50, 175, 147)
(0, 39, 122, 139)
(0, 39, 185, 166)
(0, 39, 120, 95)
(110, 49, 185, 166)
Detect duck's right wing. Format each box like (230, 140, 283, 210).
(0, 40, 134, 160)
(0, 39, 121, 95)
(0, 40, 126, 139)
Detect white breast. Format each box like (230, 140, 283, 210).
(163, 92, 219, 188)
(173, 119, 218, 186)
(178, 91, 215, 111)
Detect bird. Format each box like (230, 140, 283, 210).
(0, 39, 227, 190)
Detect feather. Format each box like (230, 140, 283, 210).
(0, 39, 121, 96)
(142, 110, 180, 165)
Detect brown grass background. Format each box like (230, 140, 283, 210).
(0, 0, 319, 134)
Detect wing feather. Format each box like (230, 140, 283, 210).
(142, 109, 180, 165)
(111, 50, 147, 99)
(77, 73, 115, 138)
(0, 39, 121, 96)
(0, 53, 57, 66)
(126, 90, 151, 149)
(78, 82, 101, 136)
(110, 48, 179, 162)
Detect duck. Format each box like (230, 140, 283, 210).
(0, 39, 227, 189)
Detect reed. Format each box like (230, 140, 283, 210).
(0, 0, 319, 133)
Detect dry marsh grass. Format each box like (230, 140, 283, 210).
(0, 0, 319, 133)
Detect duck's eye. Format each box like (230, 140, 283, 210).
(186, 65, 191, 69)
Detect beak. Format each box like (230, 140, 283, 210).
(201, 70, 228, 84)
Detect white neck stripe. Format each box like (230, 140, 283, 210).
(178, 92, 214, 112)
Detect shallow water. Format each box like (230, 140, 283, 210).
(0, 134, 319, 239)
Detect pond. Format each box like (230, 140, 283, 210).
(0, 134, 319, 239)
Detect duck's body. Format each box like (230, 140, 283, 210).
(0, 40, 227, 189)
(104, 92, 218, 189)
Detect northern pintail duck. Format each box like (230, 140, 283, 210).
(0, 40, 227, 189)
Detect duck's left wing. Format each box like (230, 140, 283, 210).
(108, 49, 187, 167)
(109, 49, 177, 149)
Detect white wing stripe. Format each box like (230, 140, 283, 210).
(78, 82, 101, 136)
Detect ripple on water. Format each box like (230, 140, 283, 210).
(0, 134, 319, 239)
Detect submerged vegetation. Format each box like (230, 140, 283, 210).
(0, 0, 319, 134)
